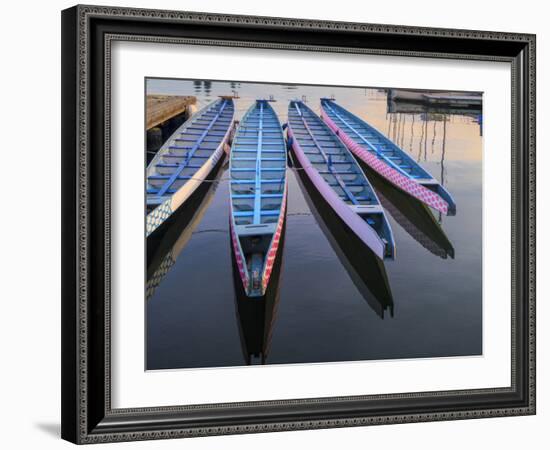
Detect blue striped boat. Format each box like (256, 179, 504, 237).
(146, 98, 235, 236)
(229, 100, 288, 298)
(321, 98, 456, 216)
(287, 100, 395, 260)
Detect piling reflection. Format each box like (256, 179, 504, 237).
(387, 99, 483, 140)
(146, 158, 224, 301)
(374, 102, 456, 255)
(232, 225, 285, 365)
(385, 100, 476, 225)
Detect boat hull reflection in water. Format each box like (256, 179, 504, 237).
(232, 224, 286, 365)
(291, 150, 394, 319)
(362, 166, 454, 260)
(147, 156, 225, 301)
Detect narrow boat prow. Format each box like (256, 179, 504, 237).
(230, 99, 288, 297)
(287, 100, 395, 260)
(320, 98, 456, 216)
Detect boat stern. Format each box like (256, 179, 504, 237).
(231, 222, 281, 298)
(420, 181, 457, 216)
(435, 185, 457, 216)
(354, 205, 396, 260)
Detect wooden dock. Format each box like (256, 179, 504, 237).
(146, 95, 197, 130)
(146, 95, 197, 161)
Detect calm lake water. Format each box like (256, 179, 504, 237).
(146, 79, 483, 370)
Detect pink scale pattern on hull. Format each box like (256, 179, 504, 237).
(230, 219, 249, 293)
(261, 184, 287, 292)
(321, 109, 449, 215)
(231, 184, 287, 297)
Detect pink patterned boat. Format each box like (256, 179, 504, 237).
(287, 100, 395, 260)
(229, 100, 287, 297)
(320, 98, 456, 216)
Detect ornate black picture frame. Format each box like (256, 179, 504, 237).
(61, 4, 536, 444)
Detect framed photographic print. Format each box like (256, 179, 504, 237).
(61, 4, 536, 444)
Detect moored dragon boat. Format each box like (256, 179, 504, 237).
(320, 98, 456, 216)
(229, 99, 288, 297)
(146, 98, 235, 236)
(287, 100, 395, 260)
